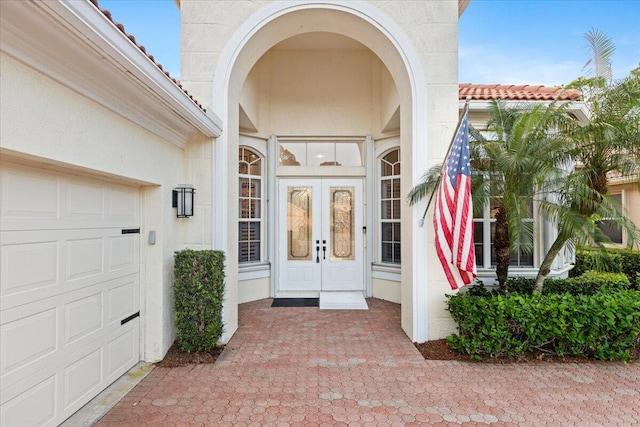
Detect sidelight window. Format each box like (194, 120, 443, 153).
(380, 149, 401, 264)
(239, 147, 263, 263)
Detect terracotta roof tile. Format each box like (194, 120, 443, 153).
(459, 83, 582, 101)
(90, 0, 205, 111)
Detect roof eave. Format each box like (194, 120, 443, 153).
(459, 0, 471, 17)
(461, 99, 590, 124)
(0, 0, 221, 148)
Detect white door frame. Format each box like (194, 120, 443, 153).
(276, 177, 364, 296)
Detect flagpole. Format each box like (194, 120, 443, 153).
(418, 96, 472, 227)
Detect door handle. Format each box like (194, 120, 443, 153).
(316, 240, 320, 263)
(322, 240, 326, 260)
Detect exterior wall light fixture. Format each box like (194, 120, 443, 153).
(172, 185, 195, 218)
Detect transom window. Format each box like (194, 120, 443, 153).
(279, 141, 364, 167)
(380, 149, 401, 264)
(239, 147, 263, 263)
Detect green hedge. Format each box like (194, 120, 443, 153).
(572, 248, 640, 288)
(471, 271, 630, 296)
(570, 250, 623, 277)
(174, 249, 225, 352)
(545, 272, 630, 295)
(446, 290, 640, 361)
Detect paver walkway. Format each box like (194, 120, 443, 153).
(97, 298, 640, 426)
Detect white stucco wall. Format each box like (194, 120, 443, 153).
(180, 0, 460, 342)
(257, 50, 378, 135)
(240, 47, 399, 137)
(380, 65, 400, 131)
(238, 277, 271, 304)
(0, 52, 213, 361)
(371, 278, 401, 304)
(183, 139, 214, 249)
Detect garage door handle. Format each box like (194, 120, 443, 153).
(122, 228, 140, 234)
(121, 311, 140, 325)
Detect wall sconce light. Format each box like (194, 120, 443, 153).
(172, 185, 195, 218)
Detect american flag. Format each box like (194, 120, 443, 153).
(433, 108, 476, 289)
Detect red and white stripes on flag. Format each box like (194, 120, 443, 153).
(433, 108, 477, 290)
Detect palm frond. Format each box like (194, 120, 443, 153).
(582, 27, 615, 80)
(407, 163, 442, 206)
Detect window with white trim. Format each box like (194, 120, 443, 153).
(473, 198, 534, 269)
(380, 149, 401, 264)
(239, 147, 263, 263)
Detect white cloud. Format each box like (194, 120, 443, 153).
(460, 45, 583, 86)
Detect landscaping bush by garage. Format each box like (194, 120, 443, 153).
(174, 249, 225, 352)
(446, 289, 640, 361)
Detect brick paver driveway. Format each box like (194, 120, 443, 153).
(97, 298, 640, 426)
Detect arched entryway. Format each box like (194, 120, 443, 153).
(211, 2, 431, 343)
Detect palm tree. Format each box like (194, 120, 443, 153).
(534, 65, 640, 291)
(409, 100, 573, 288)
(533, 30, 640, 291)
(534, 172, 638, 291)
(581, 27, 615, 82)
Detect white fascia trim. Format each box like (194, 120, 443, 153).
(608, 175, 639, 185)
(54, 0, 222, 136)
(1, 0, 221, 146)
(211, 0, 429, 342)
(462, 100, 590, 124)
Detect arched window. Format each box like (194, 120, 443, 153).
(239, 147, 263, 263)
(380, 149, 400, 264)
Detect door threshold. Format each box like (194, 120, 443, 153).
(319, 291, 368, 310)
(273, 291, 320, 299)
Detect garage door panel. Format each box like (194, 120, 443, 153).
(1, 274, 139, 389)
(1, 308, 58, 376)
(1, 166, 139, 231)
(1, 164, 140, 427)
(1, 168, 59, 221)
(66, 238, 104, 281)
(107, 185, 139, 222)
(1, 240, 59, 296)
(107, 234, 138, 272)
(0, 375, 57, 427)
(107, 280, 137, 324)
(2, 229, 138, 310)
(63, 348, 102, 411)
(106, 325, 137, 378)
(1, 320, 139, 426)
(65, 293, 103, 345)
(65, 181, 105, 220)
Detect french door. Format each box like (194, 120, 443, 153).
(277, 178, 363, 293)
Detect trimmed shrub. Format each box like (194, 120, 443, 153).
(620, 250, 640, 289)
(572, 248, 640, 288)
(478, 272, 632, 297)
(544, 271, 630, 295)
(174, 249, 225, 352)
(503, 277, 535, 295)
(466, 281, 493, 297)
(571, 250, 623, 277)
(446, 289, 640, 361)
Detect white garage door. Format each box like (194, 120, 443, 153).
(0, 164, 141, 427)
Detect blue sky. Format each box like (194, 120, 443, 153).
(100, 0, 639, 86)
